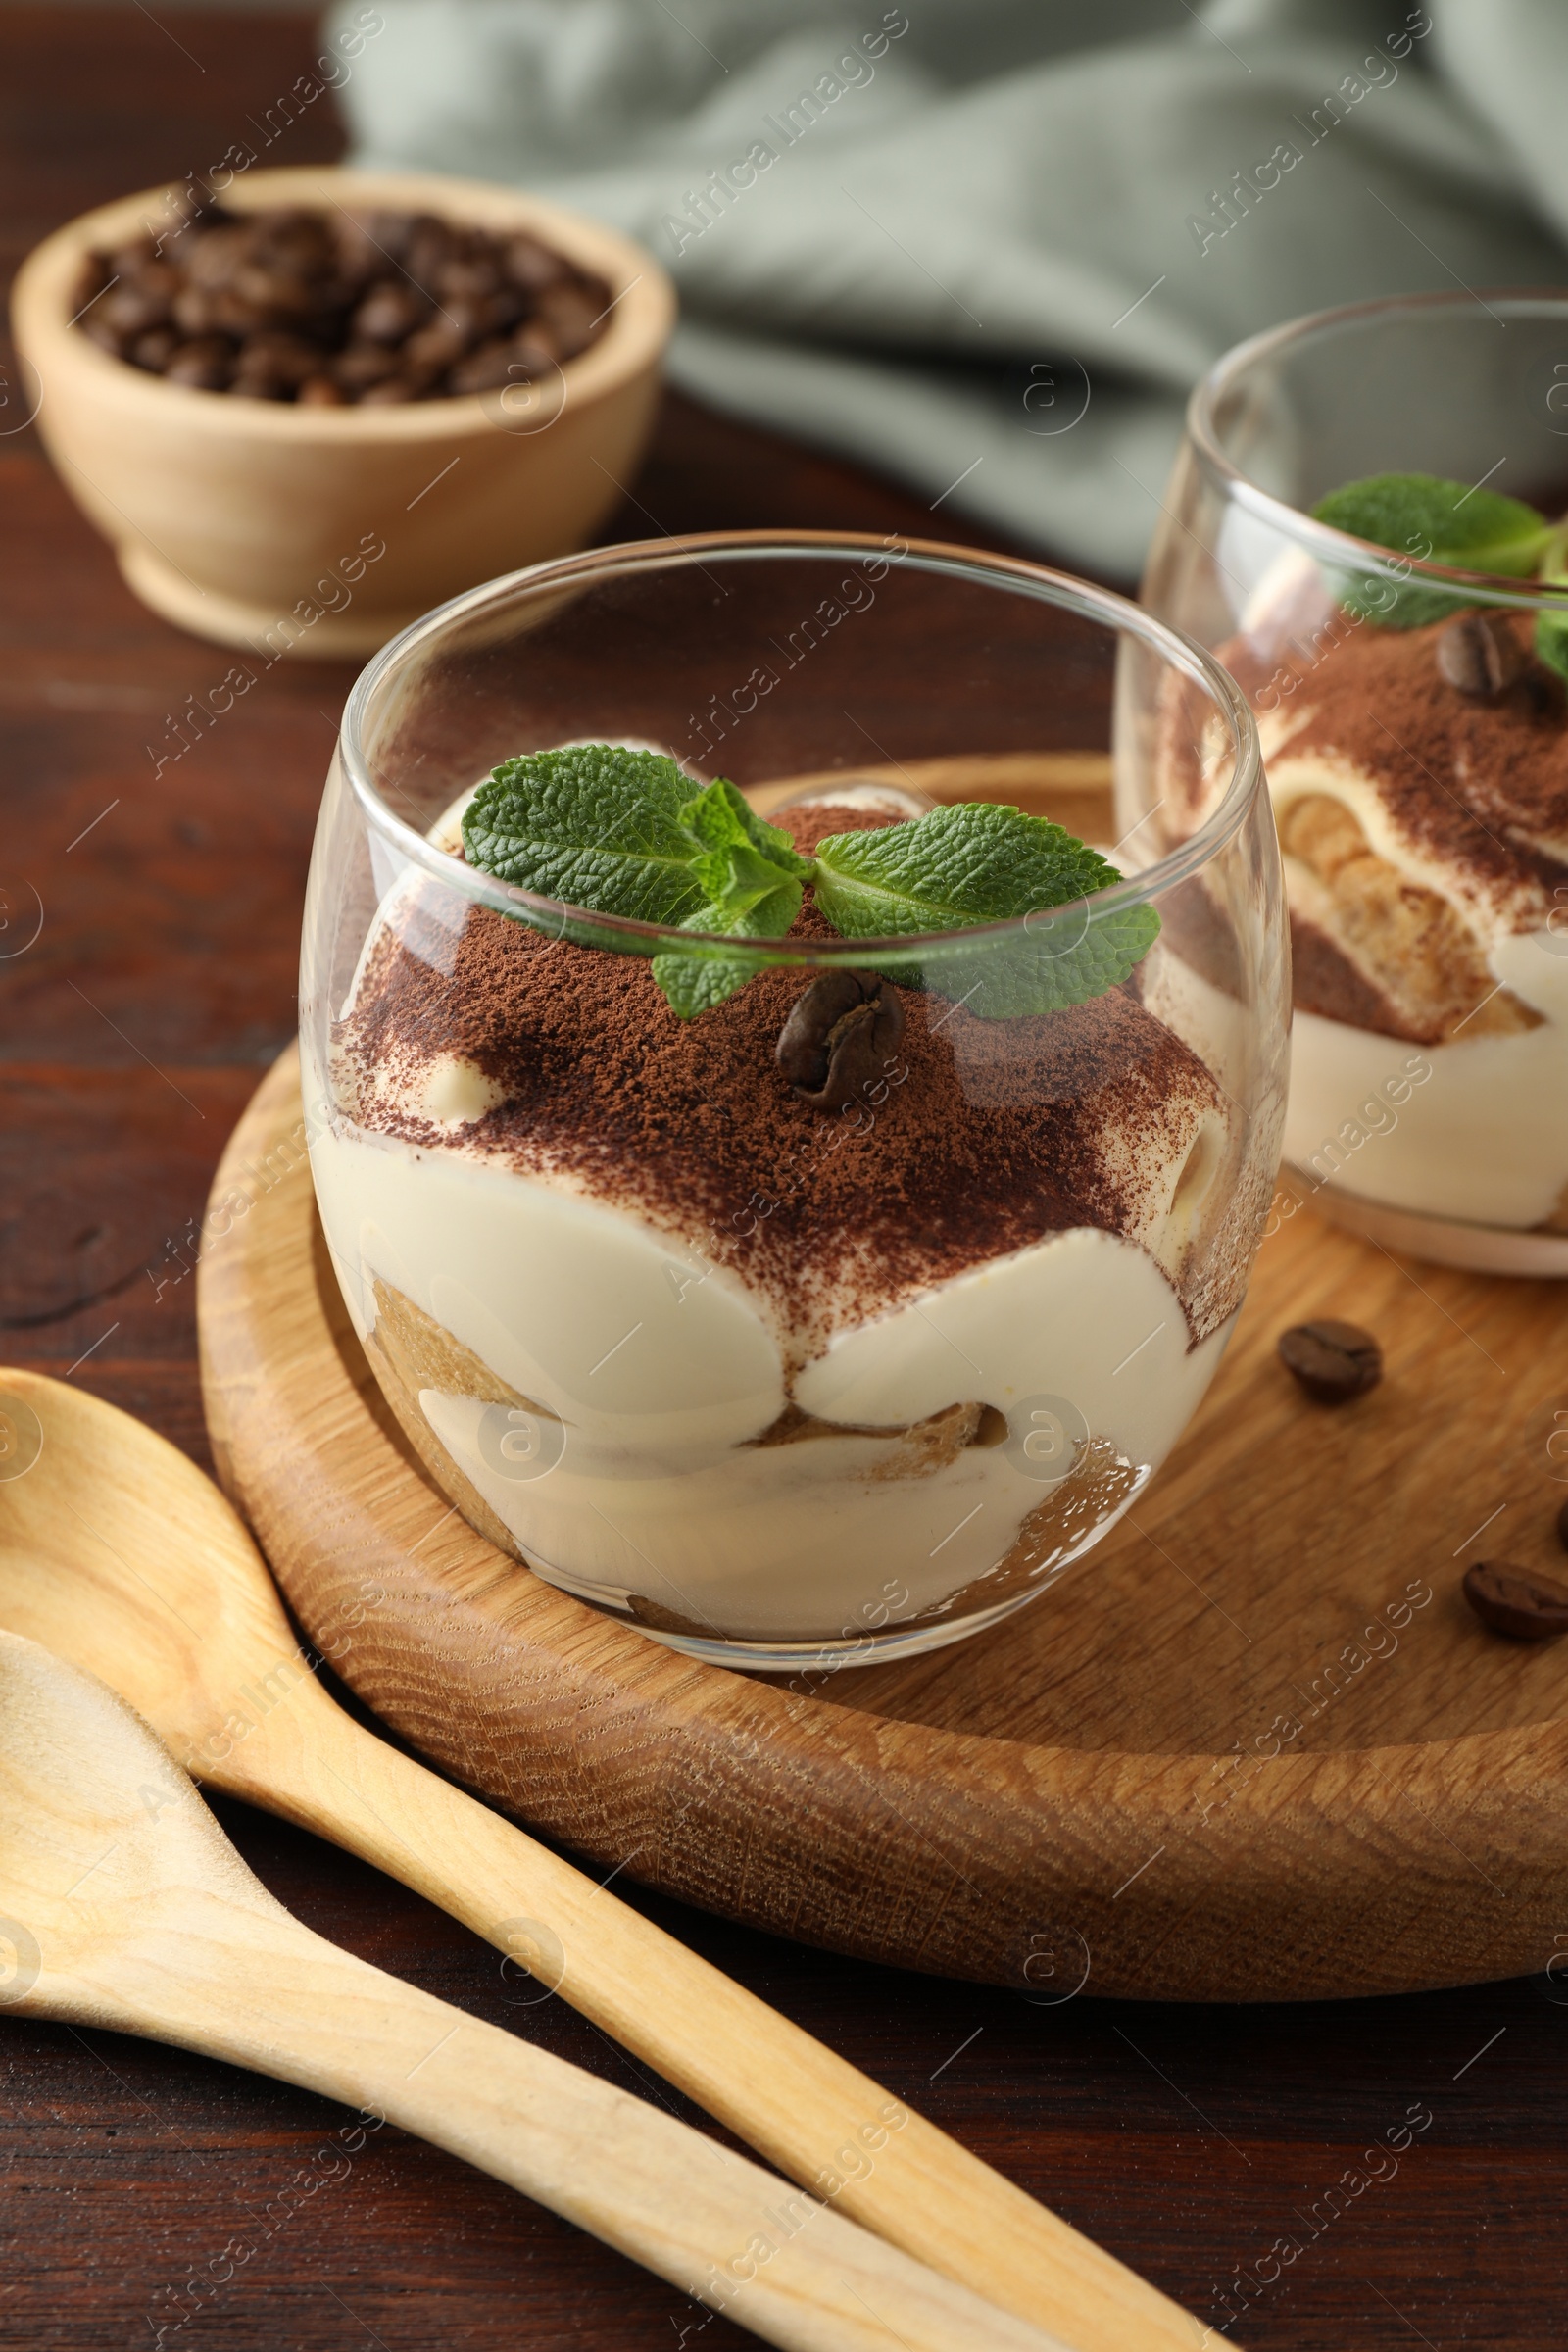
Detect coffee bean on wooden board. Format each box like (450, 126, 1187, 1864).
(69, 205, 612, 406)
(776, 970, 905, 1112)
(1435, 611, 1529, 699)
(1276, 1319, 1383, 1403)
(1462, 1559, 1568, 1642)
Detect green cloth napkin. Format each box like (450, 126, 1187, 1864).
(330, 0, 1568, 572)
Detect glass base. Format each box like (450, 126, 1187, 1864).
(616, 1576, 1062, 1675)
(1290, 1170, 1568, 1278)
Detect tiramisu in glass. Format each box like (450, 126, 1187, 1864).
(302, 535, 1287, 1665)
(1145, 292, 1568, 1273)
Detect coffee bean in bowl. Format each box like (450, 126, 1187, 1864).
(11, 167, 675, 652)
(1462, 1560, 1568, 1642)
(73, 201, 612, 406)
(1277, 1319, 1383, 1403)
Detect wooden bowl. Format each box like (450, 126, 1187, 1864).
(9, 166, 675, 656)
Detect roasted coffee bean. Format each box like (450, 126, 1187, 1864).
(171, 283, 221, 337)
(1520, 664, 1566, 721)
(231, 264, 325, 324)
(776, 970, 906, 1112)
(334, 340, 404, 393)
(1557, 1494, 1568, 1550)
(100, 283, 174, 337)
(1276, 1318, 1382, 1403)
(80, 313, 130, 358)
(113, 251, 179, 300)
(353, 280, 429, 344)
(1463, 1559, 1568, 1642)
(103, 242, 152, 288)
(165, 336, 235, 391)
(435, 252, 504, 302)
(504, 234, 569, 294)
(185, 223, 255, 290)
(404, 214, 458, 285)
(447, 337, 518, 395)
(234, 330, 326, 391)
(74, 204, 611, 400)
(400, 313, 473, 371)
(360, 210, 415, 266)
(1436, 611, 1528, 699)
(129, 327, 180, 372)
(538, 284, 607, 359)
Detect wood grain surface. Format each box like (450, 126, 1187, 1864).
(200, 1041, 1568, 2005)
(2, 1634, 1081, 2352)
(6, 11, 1568, 2349)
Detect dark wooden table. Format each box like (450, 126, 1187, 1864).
(4, 12, 1566, 2347)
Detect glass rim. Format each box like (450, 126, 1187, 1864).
(1187, 286, 1568, 610)
(338, 527, 1264, 958)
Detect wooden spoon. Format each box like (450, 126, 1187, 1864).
(0, 1624, 1073, 2352)
(0, 1369, 1211, 2352)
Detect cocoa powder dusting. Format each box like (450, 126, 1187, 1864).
(1239, 610, 1568, 906)
(339, 805, 1220, 1347)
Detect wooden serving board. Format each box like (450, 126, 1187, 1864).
(199, 955, 1568, 2004)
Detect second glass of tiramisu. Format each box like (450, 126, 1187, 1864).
(1145, 290, 1568, 1273)
(302, 534, 1286, 1665)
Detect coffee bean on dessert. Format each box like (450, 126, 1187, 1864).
(1436, 611, 1528, 698)
(776, 970, 906, 1112)
(1463, 1559, 1568, 1642)
(1520, 664, 1566, 720)
(1276, 1318, 1382, 1403)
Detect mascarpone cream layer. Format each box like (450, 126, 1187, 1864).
(1267, 743, 1568, 1226)
(308, 1107, 1231, 1638)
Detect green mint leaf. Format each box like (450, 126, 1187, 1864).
(465, 749, 1156, 1021)
(678, 777, 813, 877)
(1535, 597, 1568, 684)
(651, 882, 804, 1018)
(675, 778, 812, 926)
(1311, 472, 1551, 629)
(463, 745, 708, 925)
(1312, 473, 1549, 572)
(953, 902, 1163, 1020)
(811, 803, 1125, 934)
(810, 803, 1156, 1017)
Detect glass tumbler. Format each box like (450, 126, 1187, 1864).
(1143, 291, 1568, 1274)
(300, 532, 1287, 1668)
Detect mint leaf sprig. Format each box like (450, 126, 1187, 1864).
(461, 746, 1159, 1021)
(1310, 471, 1568, 668)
